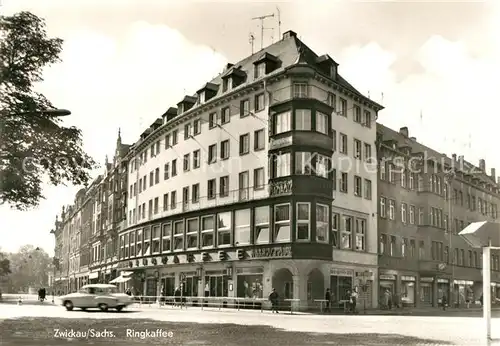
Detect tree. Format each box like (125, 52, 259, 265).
(7, 245, 50, 292)
(0, 11, 97, 210)
(0, 251, 11, 277)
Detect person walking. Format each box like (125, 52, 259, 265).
(324, 288, 331, 313)
(441, 295, 448, 311)
(269, 288, 279, 313)
(351, 287, 359, 314)
(174, 287, 181, 307)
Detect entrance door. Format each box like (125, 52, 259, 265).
(145, 278, 157, 302)
(161, 277, 175, 296)
(183, 277, 198, 297)
(206, 275, 228, 297)
(420, 283, 432, 304)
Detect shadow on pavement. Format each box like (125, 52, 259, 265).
(0, 317, 454, 345)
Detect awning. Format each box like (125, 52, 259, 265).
(121, 271, 134, 277)
(109, 276, 132, 284)
(89, 272, 99, 279)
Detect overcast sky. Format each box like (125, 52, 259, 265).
(1, 0, 499, 255)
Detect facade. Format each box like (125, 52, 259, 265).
(376, 124, 500, 308)
(117, 30, 382, 310)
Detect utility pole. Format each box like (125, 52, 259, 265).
(252, 14, 274, 50)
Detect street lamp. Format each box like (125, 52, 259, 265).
(11, 109, 71, 117)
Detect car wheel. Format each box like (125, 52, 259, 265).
(116, 306, 124, 312)
(81, 307, 87, 311)
(98, 303, 108, 312)
(64, 301, 74, 311)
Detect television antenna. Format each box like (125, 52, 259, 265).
(249, 33, 255, 54)
(252, 13, 274, 50)
(276, 7, 282, 38)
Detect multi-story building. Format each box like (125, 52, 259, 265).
(377, 124, 500, 307)
(116, 30, 382, 309)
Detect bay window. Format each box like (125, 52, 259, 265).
(201, 215, 214, 247)
(316, 111, 328, 134)
(316, 204, 329, 243)
(161, 223, 171, 252)
(295, 109, 311, 130)
(186, 218, 199, 249)
(254, 206, 269, 244)
(341, 216, 352, 249)
(355, 218, 366, 251)
(332, 212, 339, 247)
(295, 152, 312, 175)
(217, 212, 231, 246)
(296, 202, 310, 241)
(274, 111, 291, 134)
(143, 227, 151, 256)
(273, 152, 290, 178)
(152, 225, 161, 254)
(124, 233, 129, 258)
(136, 229, 142, 256)
(173, 221, 184, 251)
(234, 209, 251, 245)
(315, 154, 329, 178)
(129, 231, 135, 257)
(274, 204, 291, 242)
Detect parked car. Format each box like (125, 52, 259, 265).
(59, 284, 133, 312)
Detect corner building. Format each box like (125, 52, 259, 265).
(118, 30, 383, 310)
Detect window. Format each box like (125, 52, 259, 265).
(316, 204, 329, 243)
(354, 175, 362, 197)
(220, 140, 230, 159)
(295, 152, 312, 175)
(154, 168, 160, 184)
(184, 123, 192, 140)
(219, 176, 229, 197)
(164, 163, 170, 180)
(316, 111, 328, 134)
(208, 144, 217, 163)
(182, 186, 189, 207)
(254, 129, 265, 150)
(339, 98, 347, 116)
(409, 174, 415, 190)
(170, 190, 177, 209)
(364, 143, 372, 162)
(274, 111, 291, 134)
(418, 207, 424, 225)
(379, 234, 387, 255)
(364, 179, 372, 200)
(341, 216, 352, 249)
(340, 172, 348, 193)
(327, 92, 336, 109)
(164, 134, 171, 149)
(332, 212, 339, 248)
(419, 240, 425, 259)
(239, 133, 250, 155)
(354, 139, 362, 159)
(315, 154, 328, 178)
(235, 209, 251, 245)
(296, 203, 310, 241)
(171, 159, 177, 176)
(209, 112, 218, 129)
(186, 218, 198, 249)
(154, 197, 159, 214)
(380, 161, 386, 180)
(363, 110, 371, 127)
(255, 93, 265, 111)
(353, 105, 361, 122)
(355, 219, 366, 251)
(389, 164, 395, 183)
(136, 229, 143, 256)
(273, 152, 291, 178)
(183, 154, 190, 171)
(339, 133, 347, 154)
(207, 179, 216, 199)
(217, 212, 231, 246)
(409, 205, 415, 224)
(193, 150, 200, 169)
(254, 206, 269, 244)
(401, 203, 407, 223)
(256, 63, 266, 78)
(193, 119, 201, 135)
(192, 183, 200, 203)
(253, 167, 265, 190)
(148, 199, 153, 218)
(173, 221, 184, 251)
(274, 204, 291, 242)
(293, 83, 308, 97)
(152, 225, 160, 253)
(172, 130, 178, 145)
(380, 197, 386, 218)
(149, 171, 154, 186)
(239, 171, 249, 200)
(201, 216, 214, 247)
(221, 107, 230, 124)
(390, 236, 396, 256)
(295, 109, 311, 130)
(332, 130, 337, 152)
(143, 227, 151, 256)
(240, 99, 250, 117)
(389, 199, 395, 220)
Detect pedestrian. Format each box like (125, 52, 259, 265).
(387, 290, 393, 310)
(269, 288, 279, 313)
(345, 290, 352, 313)
(174, 287, 181, 307)
(479, 294, 483, 307)
(351, 287, 358, 314)
(441, 295, 448, 311)
(324, 288, 331, 313)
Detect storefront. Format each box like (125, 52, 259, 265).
(453, 280, 474, 307)
(400, 276, 416, 307)
(437, 278, 450, 304)
(379, 273, 396, 303)
(419, 277, 434, 305)
(236, 267, 264, 299)
(330, 268, 353, 304)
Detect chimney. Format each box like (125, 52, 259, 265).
(479, 159, 486, 171)
(399, 127, 409, 137)
(283, 30, 297, 40)
(491, 168, 496, 178)
(409, 137, 416, 141)
(452, 154, 457, 161)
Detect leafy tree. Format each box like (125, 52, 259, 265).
(0, 251, 11, 277)
(7, 245, 50, 292)
(0, 11, 97, 210)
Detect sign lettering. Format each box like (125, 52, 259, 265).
(331, 269, 353, 277)
(270, 136, 292, 150)
(251, 246, 292, 259)
(269, 180, 293, 196)
(379, 274, 396, 281)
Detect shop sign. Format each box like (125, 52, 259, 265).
(251, 246, 292, 259)
(420, 277, 434, 283)
(269, 179, 293, 196)
(331, 268, 354, 277)
(270, 136, 292, 150)
(401, 276, 416, 282)
(437, 278, 449, 283)
(379, 274, 396, 281)
(453, 280, 473, 285)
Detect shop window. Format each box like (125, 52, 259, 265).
(235, 209, 251, 245)
(254, 206, 269, 244)
(274, 204, 291, 242)
(296, 202, 310, 241)
(201, 215, 214, 247)
(217, 212, 231, 246)
(236, 268, 263, 298)
(330, 275, 353, 304)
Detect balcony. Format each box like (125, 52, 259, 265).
(270, 85, 330, 106)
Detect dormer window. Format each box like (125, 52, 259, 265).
(253, 53, 280, 79)
(256, 63, 266, 78)
(330, 65, 337, 79)
(199, 92, 205, 104)
(222, 78, 232, 92)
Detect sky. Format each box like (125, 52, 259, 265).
(0, 0, 499, 255)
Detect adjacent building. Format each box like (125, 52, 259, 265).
(377, 124, 500, 307)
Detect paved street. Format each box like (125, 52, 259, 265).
(0, 304, 500, 345)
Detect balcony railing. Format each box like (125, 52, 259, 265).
(129, 185, 269, 227)
(270, 85, 331, 106)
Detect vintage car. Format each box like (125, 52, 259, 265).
(59, 284, 134, 312)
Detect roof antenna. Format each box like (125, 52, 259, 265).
(276, 7, 281, 39)
(367, 90, 370, 99)
(249, 33, 255, 54)
(380, 92, 384, 104)
(252, 13, 274, 50)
